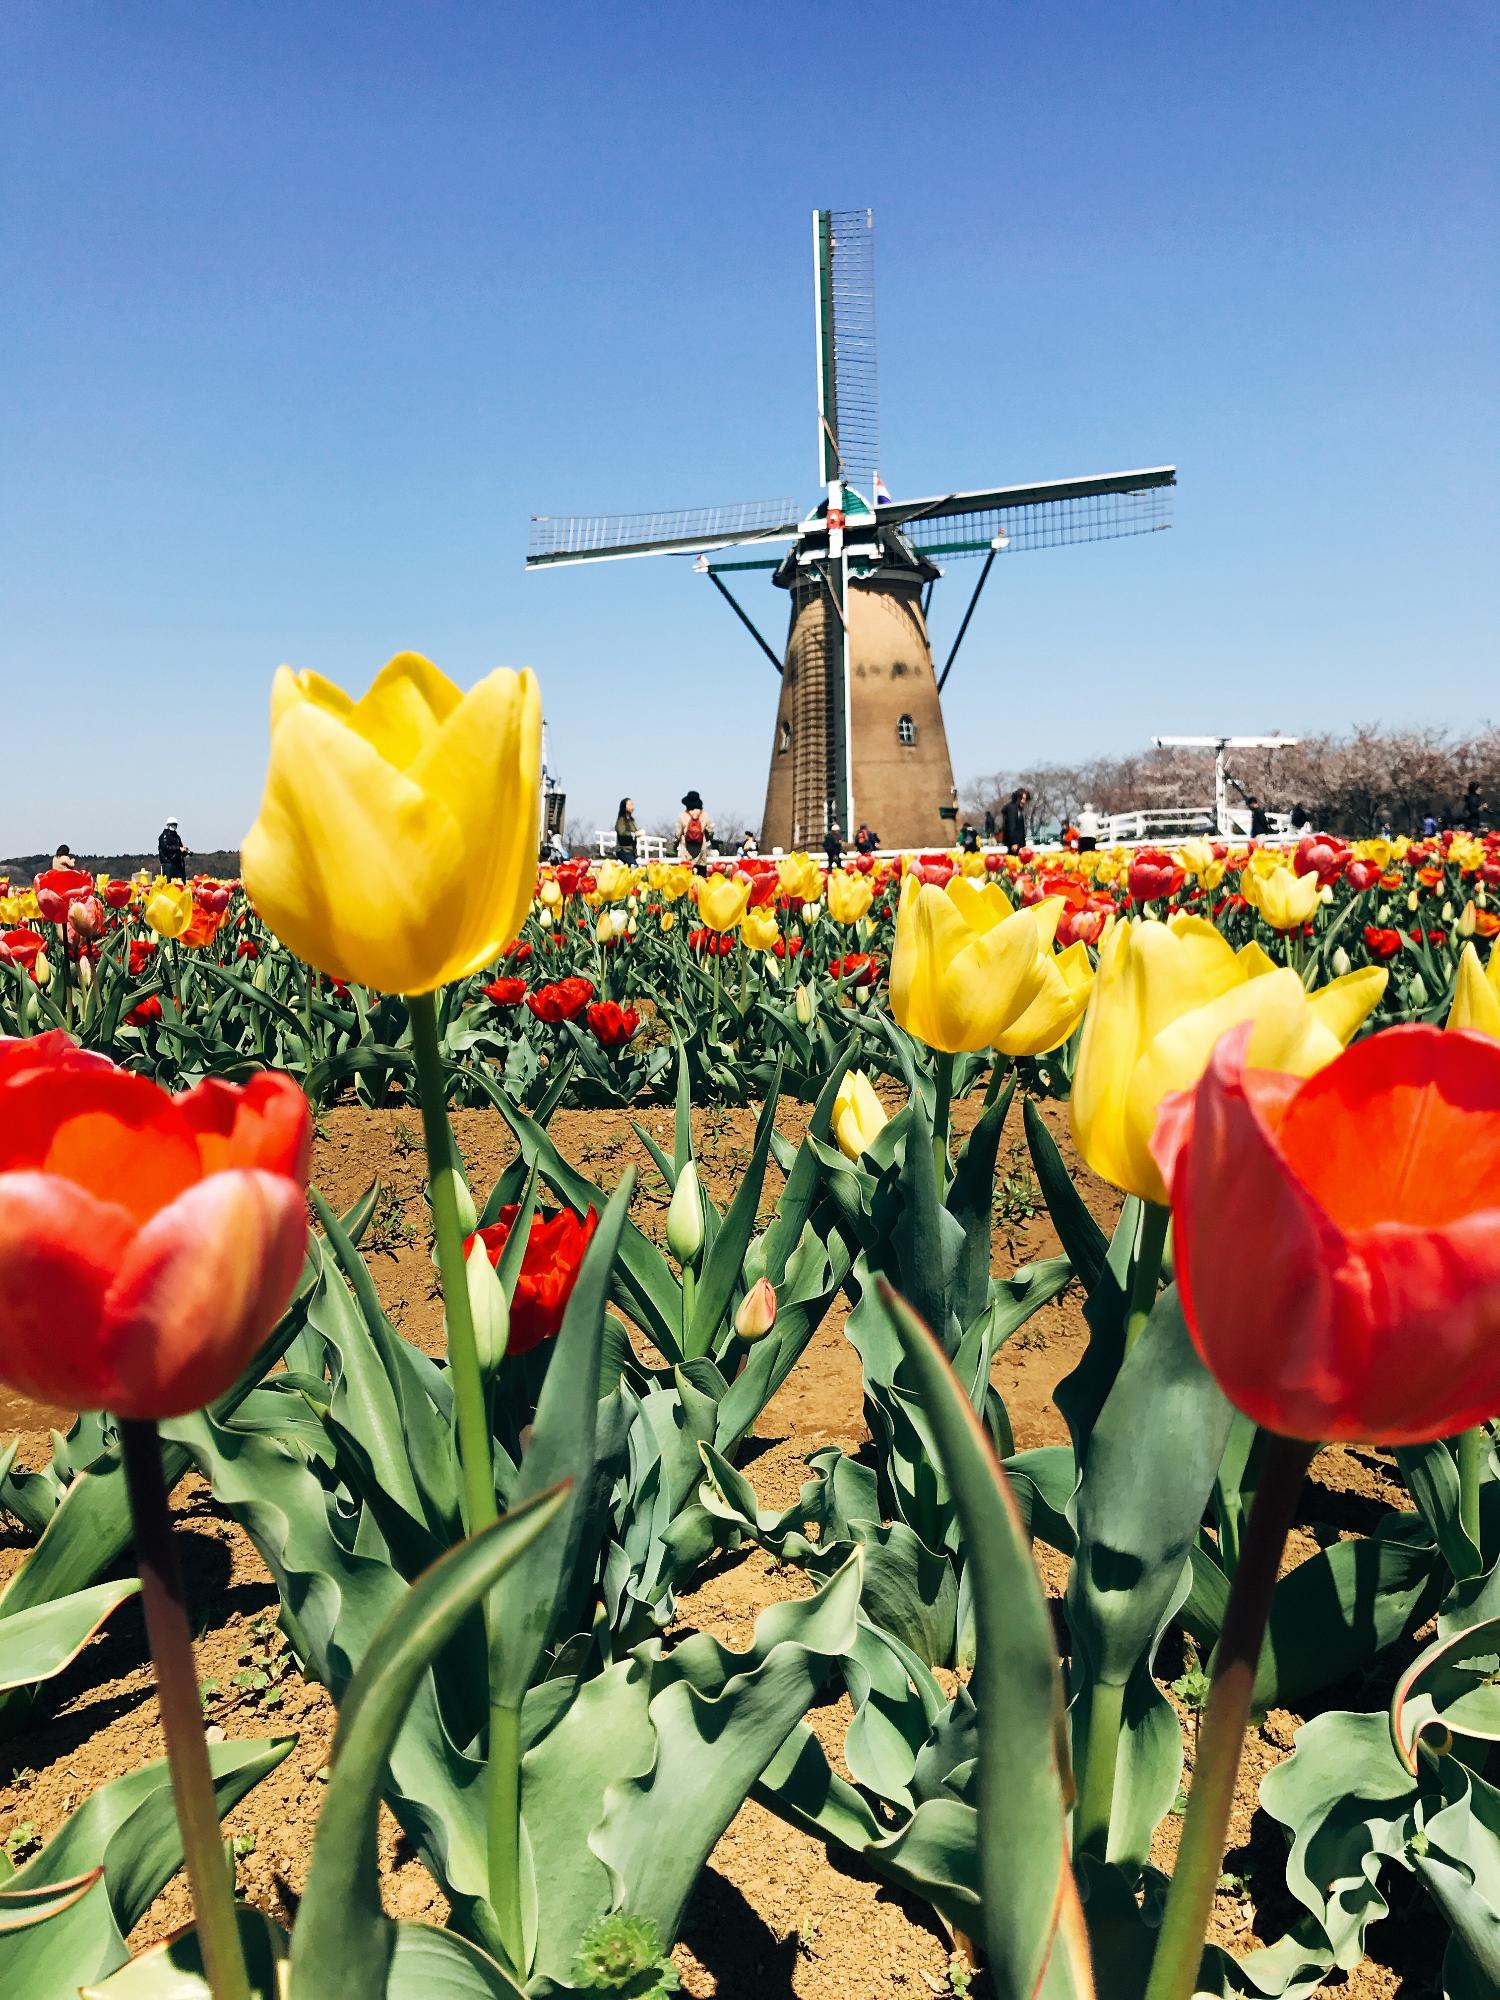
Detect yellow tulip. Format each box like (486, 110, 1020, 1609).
(1448, 941, 1500, 1039)
(595, 860, 637, 901)
(242, 652, 540, 994)
(648, 861, 693, 901)
(777, 852, 822, 903)
(696, 873, 752, 932)
(889, 875, 1050, 1054)
(826, 870, 875, 925)
(0, 895, 20, 924)
(740, 906, 781, 952)
(596, 908, 629, 943)
(832, 1070, 889, 1160)
(1243, 863, 1322, 931)
(539, 878, 563, 908)
(1070, 915, 1388, 1203)
(1174, 838, 1215, 878)
(144, 880, 195, 939)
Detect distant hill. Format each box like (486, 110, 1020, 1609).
(1, 850, 243, 881)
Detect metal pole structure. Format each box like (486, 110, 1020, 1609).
(840, 545, 854, 836)
(704, 568, 784, 676)
(936, 542, 1001, 694)
(1215, 743, 1229, 838)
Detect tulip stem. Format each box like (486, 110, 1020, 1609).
(409, 990, 522, 1966)
(1458, 1424, 1487, 1563)
(1143, 1434, 1316, 2000)
(119, 1419, 251, 2000)
(408, 991, 496, 1541)
(1125, 1201, 1171, 1350)
(1075, 1676, 1125, 1859)
(983, 1056, 1012, 1108)
(931, 1049, 954, 1190)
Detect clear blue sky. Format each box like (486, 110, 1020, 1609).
(3, 1, 1495, 854)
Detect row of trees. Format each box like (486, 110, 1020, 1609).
(964, 723, 1499, 838)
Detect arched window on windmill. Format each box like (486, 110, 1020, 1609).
(778, 718, 793, 754)
(897, 713, 917, 747)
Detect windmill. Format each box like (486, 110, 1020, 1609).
(528, 209, 1176, 851)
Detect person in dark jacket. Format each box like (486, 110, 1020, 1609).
(854, 821, 878, 855)
(959, 822, 980, 854)
(999, 788, 1029, 849)
(823, 821, 844, 870)
(614, 797, 638, 862)
(158, 818, 188, 881)
(1247, 796, 1270, 839)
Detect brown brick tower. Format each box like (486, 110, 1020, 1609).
(761, 528, 955, 850)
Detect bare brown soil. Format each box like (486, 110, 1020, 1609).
(0, 1089, 1438, 1996)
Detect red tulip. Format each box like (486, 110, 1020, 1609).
(525, 975, 595, 1023)
(1128, 850, 1185, 904)
(1056, 905, 1110, 950)
(129, 938, 157, 975)
(236, 939, 260, 960)
(66, 895, 105, 944)
(1294, 834, 1347, 886)
(827, 953, 878, 988)
(502, 939, 534, 964)
(465, 1202, 599, 1355)
(1344, 858, 1381, 893)
(34, 868, 96, 925)
(483, 976, 528, 1008)
(1363, 925, 1404, 962)
(127, 995, 164, 1026)
(0, 1041, 312, 1417)
(1153, 1024, 1500, 1444)
(102, 880, 133, 910)
(194, 884, 232, 916)
(1, 927, 47, 971)
(585, 1000, 639, 1048)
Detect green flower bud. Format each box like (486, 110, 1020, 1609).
(666, 1159, 704, 1265)
(466, 1240, 510, 1373)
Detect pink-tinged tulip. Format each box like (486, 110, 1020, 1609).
(0, 1038, 312, 1417)
(1153, 1024, 1500, 1445)
(734, 1276, 778, 1341)
(34, 868, 95, 925)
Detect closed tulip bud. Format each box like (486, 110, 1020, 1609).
(540, 879, 563, 908)
(77, 955, 92, 991)
(1458, 902, 1478, 939)
(1442, 901, 1454, 923)
(1408, 890, 1421, 913)
(539, 908, 554, 930)
(794, 983, 814, 1025)
(1331, 946, 1353, 978)
(466, 1236, 510, 1373)
(627, 915, 638, 938)
(33, 950, 50, 989)
(734, 1276, 778, 1341)
(253, 956, 272, 991)
(801, 901, 820, 925)
(1409, 973, 1428, 1007)
(1378, 902, 1390, 924)
(1447, 943, 1499, 1038)
(667, 1159, 704, 1265)
(832, 1069, 889, 1161)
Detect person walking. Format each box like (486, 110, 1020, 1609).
(158, 817, 188, 881)
(1461, 780, 1488, 828)
(614, 797, 639, 863)
(675, 791, 714, 870)
(983, 807, 996, 842)
(854, 821, 878, 856)
(823, 821, 844, 870)
(1076, 802, 1102, 854)
(999, 787, 1029, 850)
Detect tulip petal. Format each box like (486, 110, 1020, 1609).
(1448, 942, 1500, 1039)
(100, 1171, 309, 1418)
(403, 667, 542, 979)
(1304, 965, 1388, 1046)
(348, 653, 463, 769)
(0, 1173, 139, 1410)
(176, 1072, 313, 1181)
(0, 1068, 201, 1222)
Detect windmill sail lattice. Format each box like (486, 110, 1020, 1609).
(527, 209, 1176, 850)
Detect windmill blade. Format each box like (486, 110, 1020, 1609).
(815, 207, 879, 498)
(527, 497, 802, 568)
(881, 467, 1175, 557)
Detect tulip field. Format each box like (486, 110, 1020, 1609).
(2, 657, 1499, 2000)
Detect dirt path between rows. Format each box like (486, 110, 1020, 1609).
(0, 1088, 1437, 1996)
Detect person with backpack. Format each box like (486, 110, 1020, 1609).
(675, 790, 715, 870)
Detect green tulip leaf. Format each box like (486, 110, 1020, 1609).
(290, 1487, 570, 2000)
(0, 1577, 140, 1693)
(1023, 1095, 1108, 1296)
(876, 1282, 1090, 2000)
(1392, 1613, 1500, 1774)
(79, 1905, 289, 1998)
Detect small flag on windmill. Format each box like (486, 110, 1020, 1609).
(873, 471, 892, 507)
